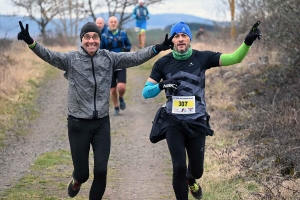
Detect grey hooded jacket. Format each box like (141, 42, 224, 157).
(31, 43, 157, 119)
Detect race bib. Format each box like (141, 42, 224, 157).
(172, 96, 195, 114)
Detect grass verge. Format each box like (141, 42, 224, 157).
(0, 63, 58, 147)
(0, 150, 116, 200)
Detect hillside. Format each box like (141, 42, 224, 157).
(0, 13, 226, 38)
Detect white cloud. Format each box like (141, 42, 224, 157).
(0, 0, 26, 16)
(149, 0, 230, 21)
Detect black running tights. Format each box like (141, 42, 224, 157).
(166, 125, 206, 200)
(68, 115, 111, 200)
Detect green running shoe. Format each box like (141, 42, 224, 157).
(189, 182, 203, 199)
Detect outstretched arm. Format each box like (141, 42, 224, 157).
(220, 43, 251, 66)
(17, 21, 69, 71)
(219, 21, 262, 66)
(112, 33, 175, 69)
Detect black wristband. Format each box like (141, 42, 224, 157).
(158, 82, 163, 90)
(244, 40, 252, 46)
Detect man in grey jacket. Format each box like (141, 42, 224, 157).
(17, 21, 175, 200)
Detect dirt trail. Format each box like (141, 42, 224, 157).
(104, 67, 174, 199)
(0, 67, 174, 199)
(0, 71, 69, 192)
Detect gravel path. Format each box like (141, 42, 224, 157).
(105, 67, 174, 199)
(0, 71, 69, 192)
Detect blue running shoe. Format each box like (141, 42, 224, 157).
(114, 107, 120, 116)
(119, 97, 126, 110)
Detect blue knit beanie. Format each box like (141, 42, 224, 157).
(170, 22, 192, 41)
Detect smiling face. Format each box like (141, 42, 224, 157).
(172, 33, 191, 53)
(108, 16, 118, 32)
(81, 32, 100, 56)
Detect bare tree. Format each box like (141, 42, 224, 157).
(11, 0, 66, 40)
(235, 0, 266, 33)
(53, 0, 86, 37)
(221, 0, 236, 39)
(236, 0, 300, 66)
(86, 0, 103, 22)
(228, 0, 236, 39)
(104, 0, 135, 28)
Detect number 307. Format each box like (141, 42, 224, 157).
(178, 101, 188, 106)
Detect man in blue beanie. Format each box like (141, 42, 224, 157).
(142, 21, 261, 199)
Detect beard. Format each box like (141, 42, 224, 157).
(174, 45, 189, 54)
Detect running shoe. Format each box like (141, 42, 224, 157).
(114, 107, 120, 116)
(189, 182, 203, 199)
(68, 178, 81, 198)
(119, 97, 126, 110)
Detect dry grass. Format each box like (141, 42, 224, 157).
(0, 42, 75, 145)
(193, 39, 300, 199)
(0, 43, 42, 100)
(0, 42, 74, 99)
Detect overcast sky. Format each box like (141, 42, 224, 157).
(0, 0, 230, 22)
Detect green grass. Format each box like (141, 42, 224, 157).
(1, 150, 72, 199)
(31, 150, 72, 171)
(200, 178, 260, 200)
(0, 150, 116, 200)
(202, 178, 242, 200)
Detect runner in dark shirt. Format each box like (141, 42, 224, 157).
(142, 21, 261, 200)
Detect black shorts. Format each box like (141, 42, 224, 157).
(111, 69, 126, 88)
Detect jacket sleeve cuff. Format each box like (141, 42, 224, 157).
(28, 41, 37, 49)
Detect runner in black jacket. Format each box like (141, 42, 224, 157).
(142, 21, 261, 200)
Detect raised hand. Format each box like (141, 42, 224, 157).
(244, 21, 262, 46)
(154, 32, 176, 53)
(17, 21, 34, 45)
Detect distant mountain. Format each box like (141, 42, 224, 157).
(0, 13, 228, 38)
(126, 13, 216, 29)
